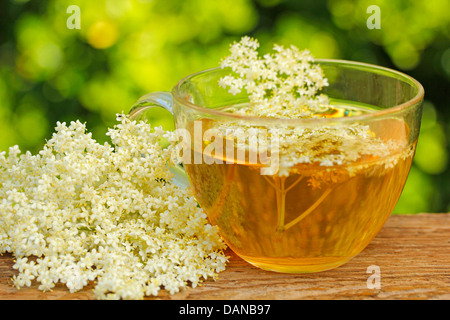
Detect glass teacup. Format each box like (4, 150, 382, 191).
(128, 60, 424, 273)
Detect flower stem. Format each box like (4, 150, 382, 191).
(268, 174, 330, 234)
(282, 187, 333, 231)
(275, 176, 286, 232)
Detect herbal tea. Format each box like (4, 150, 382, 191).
(184, 103, 415, 272)
(130, 36, 423, 273)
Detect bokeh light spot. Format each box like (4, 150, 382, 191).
(87, 21, 119, 49)
(441, 48, 450, 75)
(36, 42, 63, 71)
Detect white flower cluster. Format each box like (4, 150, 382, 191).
(219, 36, 330, 118)
(216, 37, 408, 177)
(0, 115, 227, 299)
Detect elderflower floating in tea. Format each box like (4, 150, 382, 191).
(0, 115, 227, 300)
(214, 36, 412, 175)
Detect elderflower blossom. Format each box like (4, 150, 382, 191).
(0, 115, 227, 300)
(219, 36, 330, 119)
(216, 37, 409, 176)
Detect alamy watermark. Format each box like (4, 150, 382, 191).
(67, 5, 81, 30)
(366, 265, 381, 289)
(367, 5, 381, 29)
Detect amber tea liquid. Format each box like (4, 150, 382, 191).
(184, 104, 415, 273)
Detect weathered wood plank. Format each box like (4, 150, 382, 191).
(0, 214, 449, 300)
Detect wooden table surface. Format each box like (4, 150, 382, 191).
(0, 213, 448, 300)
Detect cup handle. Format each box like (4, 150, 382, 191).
(128, 92, 190, 189)
(128, 91, 174, 120)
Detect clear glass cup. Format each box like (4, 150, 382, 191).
(128, 60, 424, 273)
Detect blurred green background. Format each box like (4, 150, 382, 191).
(0, 0, 448, 213)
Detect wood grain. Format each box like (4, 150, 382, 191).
(1, 213, 449, 300)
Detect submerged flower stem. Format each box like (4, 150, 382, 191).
(268, 175, 305, 233)
(275, 176, 286, 232)
(282, 187, 333, 231)
(284, 176, 304, 193)
(263, 175, 276, 189)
